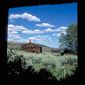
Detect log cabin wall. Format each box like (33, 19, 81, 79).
(21, 43, 42, 53)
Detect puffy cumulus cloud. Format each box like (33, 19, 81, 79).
(8, 32, 21, 39)
(52, 33, 61, 37)
(59, 26, 67, 29)
(9, 13, 40, 22)
(56, 26, 67, 32)
(8, 24, 28, 42)
(28, 35, 52, 43)
(9, 19, 15, 23)
(8, 24, 28, 32)
(44, 28, 56, 32)
(8, 24, 68, 44)
(27, 35, 54, 47)
(35, 23, 55, 27)
(48, 37, 52, 40)
(8, 24, 52, 42)
(52, 33, 56, 36)
(29, 35, 49, 40)
(52, 26, 67, 36)
(8, 24, 14, 28)
(8, 24, 67, 36)
(8, 24, 57, 35)
(8, 24, 27, 42)
(22, 28, 57, 34)
(22, 29, 44, 34)
(8, 33, 22, 43)
(8, 31, 18, 35)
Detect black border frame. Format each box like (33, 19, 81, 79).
(0, 0, 80, 85)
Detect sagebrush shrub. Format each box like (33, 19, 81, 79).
(7, 48, 77, 80)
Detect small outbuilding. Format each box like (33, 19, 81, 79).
(21, 40, 42, 53)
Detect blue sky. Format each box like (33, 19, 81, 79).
(8, 2, 77, 48)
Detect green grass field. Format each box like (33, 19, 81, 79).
(7, 47, 78, 80)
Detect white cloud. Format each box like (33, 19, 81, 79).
(52, 33, 56, 36)
(60, 31, 67, 35)
(52, 33, 61, 37)
(52, 26, 67, 36)
(56, 26, 67, 32)
(52, 26, 67, 37)
(22, 28, 57, 34)
(35, 23, 55, 27)
(27, 35, 55, 47)
(8, 31, 18, 35)
(9, 19, 15, 23)
(44, 28, 54, 32)
(8, 24, 26, 42)
(57, 33, 61, 37)
(8, 24, 67, 36)
(8, 24, 29, 32)
(48, 38, 52, 42)
(8, 24, 44, 35)
(59, 26, 67, 30)
(22, 29, 44, 34)
(8, 38, 14, 41)
(28, 35, 51, 43)
(8, 24, 14, 28)
(9, 13, 40, 22)
(8, 24, 68, 43)
(8, 33, 21, 39)
(8, 33, 22, 42)
(45, 28, 52, 31)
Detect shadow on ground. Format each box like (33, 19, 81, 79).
(7, 55, 78, 85)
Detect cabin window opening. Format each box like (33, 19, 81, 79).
(33, 51, 34, 53)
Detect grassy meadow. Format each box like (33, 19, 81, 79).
(7, 44, 78, 80)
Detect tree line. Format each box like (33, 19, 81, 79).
(59, 24, 77, 54)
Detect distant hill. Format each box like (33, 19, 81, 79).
(7, 41, 60, 52)
(35, 43, 52, 52)
(7, 42, 22, 50)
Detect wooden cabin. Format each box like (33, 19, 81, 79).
(21, 40, 42, 53)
